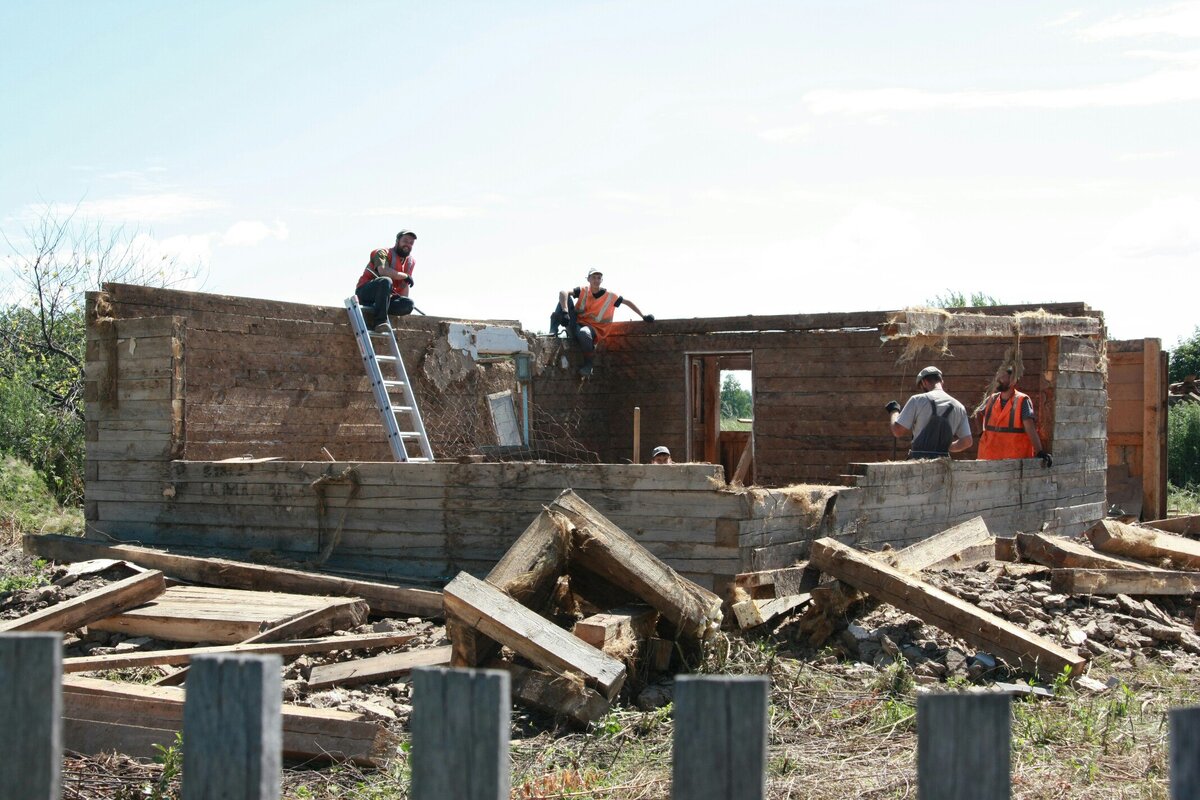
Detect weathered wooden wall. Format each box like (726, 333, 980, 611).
(1106, 339, 1168, 520)
(530, 305, 1091, 485)
(83, 287, 1112, 593)
(85, 457, 750, 591)
(89, 284, 523, 463)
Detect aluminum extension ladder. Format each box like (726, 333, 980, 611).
(344, 296, 434, 462)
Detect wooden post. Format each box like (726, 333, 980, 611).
(411, 667, 510, 800)
(1171, 706, 1200, 799)
(1143, 338, 1166, 520)
(182, 654, 283, 800)
(0, 633, 62, 800)
(672, 675, 768, 800)
(633, 406, 641, 463)
(917, 693, 1011, 800)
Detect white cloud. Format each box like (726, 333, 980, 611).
(803, 63, 1200, 115)
(1079, 2, 1200, 40)
(1117, 149, 1177, 161)
(354, 205, 477, 219)
(757, 123, 812, 143)
(1100, 196, 1200, 258)
(1045, 10, 1084, 28)
(221, 220, 289, 247)
(65, 193, 223, 223)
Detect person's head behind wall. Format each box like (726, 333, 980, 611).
(586, 268, 603, 290)
(916, 365, 943, 391)
(650, 445, 672, 465)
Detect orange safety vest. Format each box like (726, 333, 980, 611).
(977, 389, 1036, 460)
(357, 249, 413, 297)
(576, 288, 618, 337)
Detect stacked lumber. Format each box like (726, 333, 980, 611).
(443, 489, 723, 725)
(3, 550, 425, 767)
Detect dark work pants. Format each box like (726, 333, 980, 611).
(356, 277, 413, 320)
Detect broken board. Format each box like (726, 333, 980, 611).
(88, 586, 367, 643)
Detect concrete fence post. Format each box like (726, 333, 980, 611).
(411, 666, 511, 800)
(672, 675, 769, 800)
(182, 653, 283, 800)
(918, 692, 1011, 800)
(0, 632, 63, 800)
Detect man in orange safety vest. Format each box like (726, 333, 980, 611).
(552, 268, 653, 376)
(977, 366, 1052, 467)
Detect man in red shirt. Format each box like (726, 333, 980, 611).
(356, 230, 417, 329)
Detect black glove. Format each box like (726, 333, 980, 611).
(885, 400, 901, 415)
(643, 314, 655, 322)
(1037, 450, 1053, 468)
(406, 277, 415, 287)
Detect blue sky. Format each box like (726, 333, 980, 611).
(2, 1, 1197, 347)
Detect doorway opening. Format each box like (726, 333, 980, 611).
(686, 352, 753, 483)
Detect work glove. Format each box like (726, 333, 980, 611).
(643, 314, 655, 322)
(885, 400, 901, 415)
(1036, 450, 1053, 468)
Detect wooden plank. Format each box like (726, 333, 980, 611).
(450, 510, 569, 668)
(0, 633, 62, 799)
(156, 600, 369, 686)
(572, 606, 658, 650)
(0, 570, 164, 632)
(548, 490, 723, 642)
(62, 676, 393, 766)
(1015, 532, 1161, 572)
(411, 667, 510, 800)
(883, 516, 992, 573)
(925, 540, 1000, 571)
(733, 565, 818, 597)
(491, 661, 610, 728)
(1050, 569, 1200, 596)
(732, 594, 811, 629)
(307, 646, 452, 690)
(89, 585, 349, 643)
(811, 537, 1086, 678)
(442, 572, 626, 700)
(182, 654, 282, 800)
(1146, 515, 1200, 537)
(918, 693, 1011, 800)
(672, 676, 768, 800)
(1144, 338, 1166, 521)
(24, 534, 442, 617)
(62, 631, 414, 672)
(1088, 519, 1200, 570)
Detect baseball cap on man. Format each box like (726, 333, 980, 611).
(587, 268, 603, 277)
(651, 445, 671, 458)
(395, 230, 417, 240)
(916, 366, 943, 387)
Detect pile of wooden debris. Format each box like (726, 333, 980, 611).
(730, 513, 1200, 688)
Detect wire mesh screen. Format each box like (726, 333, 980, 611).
(414, 360, 599, 464)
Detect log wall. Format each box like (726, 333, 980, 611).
(529, 305, 1095, 485)
(83, 287, 1111, 591)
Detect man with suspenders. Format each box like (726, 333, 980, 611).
(886, 366, 973, 460)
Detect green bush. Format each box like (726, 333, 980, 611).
(0, 375, 84, 505)
(1168, 402, 1200, 489)
(1170, 326, 1200, 383)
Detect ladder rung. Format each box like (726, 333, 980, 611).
(382, 380, 406, 388)
(399, 432, 423, 438)
(376, 355, 398, 362)
(390, 406, 414, 413)
(405, 457, 432, 462)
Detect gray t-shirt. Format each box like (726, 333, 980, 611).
(897, 389, 972, 440)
